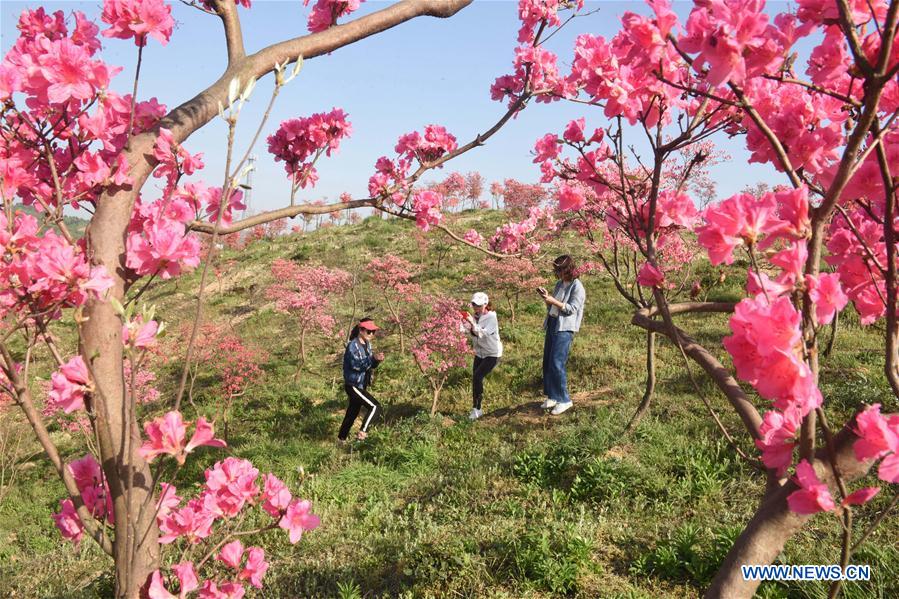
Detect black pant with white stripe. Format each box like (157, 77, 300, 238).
(338, 384, 382, 440)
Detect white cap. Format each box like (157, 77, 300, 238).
(471, 292, 489, 306)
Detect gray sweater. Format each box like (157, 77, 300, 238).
(466, 311, 503, 358)
(543, 278, 586, 332)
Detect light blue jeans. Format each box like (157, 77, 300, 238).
(542, 316, 574, 404)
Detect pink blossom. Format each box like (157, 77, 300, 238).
(853, 404, 899, 461)
(239, 547, 268, 589)
(842, 487, 880, 507)
(199, 580, 245, 599)
(123, 317, 160, 350)
(101, 0, 175, 47)
(656, 190, 699, 229)
(533, 133, 561, 163)
(139, 411, 226, 465)
(279, 499, 321, 544)
(218, 540, 244, 570)
(261, 473, 292, 517)
(563, 118, 586, 143)
(637, 262, 665, 288)
(158, 498, 215, 544)
(805, 273, 848, 325)
(787, 460, 835, 514)
(52, 498, 84, 544)
(48, 356, 92, 413)
(267, 109, 352, 186)
(557, 183, 586, 211)
(204, 457, 260, 518)
(304, 0, 363, 33)
(754, 407, 800, 475)
(462, 229, 484, 246)
(412, 190, 443, 231)
(148, 571, 177, 599)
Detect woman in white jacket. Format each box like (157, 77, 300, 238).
(462, 292, 503, 420)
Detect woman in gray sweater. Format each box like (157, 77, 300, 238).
(462, 292, 503, 420)
(537, 255, 585, 416)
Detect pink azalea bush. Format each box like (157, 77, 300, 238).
(411, 295, 471, 415)
(266, 260, 351, 365)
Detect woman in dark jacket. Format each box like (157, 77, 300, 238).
(338, 318, 385, 442)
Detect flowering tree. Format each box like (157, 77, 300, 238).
(489, 177, 548, 216)
(367, 254, 421, 352)
(463, 256, 544, 321)
(266, 260, 351, 373)
(0, 0, 501, 594)
(183, 323, 267, 439)
(410, 295, 470, 415)
(478, 1, 899, 597)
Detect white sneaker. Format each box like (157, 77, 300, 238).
(550, 401, 572, 415)
(468, 408, 482, 420)
(540, 399, 558, 409)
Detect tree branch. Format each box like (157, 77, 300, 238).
(631, 304, 763, 440)
(216, 0, 246, 65)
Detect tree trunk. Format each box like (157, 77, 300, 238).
(705, 421, 871, 598)
(430, 384, 442, 416)
(625, 330, 655, 432)
(507, 295, 516, 322)
(83, 190, 160, 597)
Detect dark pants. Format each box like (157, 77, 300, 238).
(472, 356, 499, 410)
(338, 384, 382, 440)
(542, 316, 574, 404)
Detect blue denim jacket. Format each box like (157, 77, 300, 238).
(543, 278, 586, 332)
(343, 338, 375, 388)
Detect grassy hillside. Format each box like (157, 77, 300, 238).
(1, 211, 897, 598)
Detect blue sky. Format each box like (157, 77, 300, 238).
(1, 1, 789, 217)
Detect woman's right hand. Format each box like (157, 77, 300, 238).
(375, 352, 385, 362)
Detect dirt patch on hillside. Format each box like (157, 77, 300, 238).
(481, 386, 614, 427)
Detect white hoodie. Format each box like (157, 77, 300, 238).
(466, 311, 503, 358)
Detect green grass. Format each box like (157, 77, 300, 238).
(1, 211, 898, 598)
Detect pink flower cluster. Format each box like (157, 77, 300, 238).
(489, 206, 558, 255)
(368, 255, 421, 298)
(697, 187, 810, 265)
(727, 295, 824, 475)
(52, 454, 113, 544)
(47, 356, 93, 414)
(1, 8, 117, 106)
(101, 0, 174, 47)
(396, 125, 458, 164)
(412, 190, 443, 232)
(139, 411, 227, 465)
(566, 3, 688, 128)
(304, 0, 363, 33)
(126, 195, 203, 280)
(679, 0, 794, 87)
(491, 178, 549, 217)
(368, 125, 457, 206)
(412, 296, 470, 374)
(826, 208, 890, 325)
(153, 128, 205, 187)
(0, 213, 114, 320)
(267, 109, 352, 188)
(492, 45, 570, 109)
(149, 466, 318, 597)
(189, 323, 267, 399)
(157, 458, 319, 548)
(266, 260, 351, 338)
(854, 404, 899, 484)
